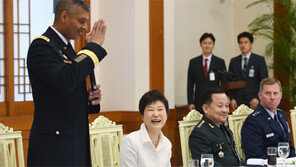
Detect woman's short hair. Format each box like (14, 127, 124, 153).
(138, 90, 169, 115)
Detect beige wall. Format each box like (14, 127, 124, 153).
(90, 0, 273, 110)
(90, 0, 176, 111)
(91, 0, 149, 111)
(174, 0, 273, 106)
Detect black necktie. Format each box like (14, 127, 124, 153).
(274, 114, 286, 138)
(220, 125, 242, 164)
(220, 125, 230, 142)
(242, 57, 248, 78)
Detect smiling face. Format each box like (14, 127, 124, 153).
(200, 37, 215, 56)
(141, 100, 168, 133)
(63, 6, 89, 40)
(203, 93, 229, 125)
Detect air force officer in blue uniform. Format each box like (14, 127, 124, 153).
(241, 78, 295, 159)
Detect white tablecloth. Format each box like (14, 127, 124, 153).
(247, 157, 296, 166)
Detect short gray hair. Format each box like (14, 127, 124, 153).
(54, 0, 89, 21)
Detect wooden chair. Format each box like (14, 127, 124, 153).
(228, 104, 253, 160)
(178, 110, 203, 167)
(89, 116, 123, 167)
(290, 107, 296, 148)
(0, 123, 25, 167)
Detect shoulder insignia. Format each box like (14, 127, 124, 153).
(252, 110, 261, 117)
(197, 120, 205, 128)
(33, 36, 50, 42)
(208, 123, 215, 128)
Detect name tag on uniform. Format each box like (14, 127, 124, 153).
(249, 66, 255, 77)
(209, 72, 215, 81)
(266, 133, 274, 138)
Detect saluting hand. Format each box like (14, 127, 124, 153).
(88, 84, 102, 105)
(85, 19, 107, 45)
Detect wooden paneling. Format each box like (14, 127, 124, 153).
(0, 107, 190, 166)
(149, 0, 164, 92)
(0, 103, 6, 117)
(4, 0, 14, 116)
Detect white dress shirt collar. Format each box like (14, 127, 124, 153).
(119, 122, 172, 167)
(140, 123, 165, 151)
(241, 52, 251, 61)
(202, 54, 212, 70)
(203, 54, 212, 62)
(262, 104, 277, 119)
(50, 26, 68, 45)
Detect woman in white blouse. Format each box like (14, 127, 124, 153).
(119, 90, 172, 167)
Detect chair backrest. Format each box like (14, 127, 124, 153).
(0, 123, 25, 167)
(178, 110, 203, 167)
(228, 104, 253, 160)
(89, 116, 123, 167)
(290, 107, 296, 148)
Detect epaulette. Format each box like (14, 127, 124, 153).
(33, 36, 50, 42)
(208, 123, 215, 128)
(197, 120, 205, 128)
(252, 110, 262, 117)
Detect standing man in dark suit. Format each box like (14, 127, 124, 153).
(241, 78, 295, 159)
(189, 88, 243, 166)
(27, 0, 107, 166)
(187, 33, 227, 114)
(229, 32, 268, 110)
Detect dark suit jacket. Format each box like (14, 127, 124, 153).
(189, 116, 242, 166)
(27, 27, 107, 166)
(187, 55, 227, 113)
(241, 104, 296, 159)
(228, 53, 268, 106)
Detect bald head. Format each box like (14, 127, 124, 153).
(54, 0, 89, 23)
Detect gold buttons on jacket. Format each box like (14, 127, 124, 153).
(56, 131, 60, 135)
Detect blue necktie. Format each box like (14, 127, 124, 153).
(242, 57, 248, 78)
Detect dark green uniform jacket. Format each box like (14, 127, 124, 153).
(189, 116, 242, 166)
(27, 27, 107, 166)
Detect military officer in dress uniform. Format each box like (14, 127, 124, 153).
(241, 78, 295, 159)
(27, 0, 107, 166)
(189, 88, 243, 166)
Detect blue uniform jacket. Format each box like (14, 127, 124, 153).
(241, 104, 295, 159)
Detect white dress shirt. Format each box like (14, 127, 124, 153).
(50, 26, 68, 45)
(202, 54, 212, 71)
(119, 123, 172, 167)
